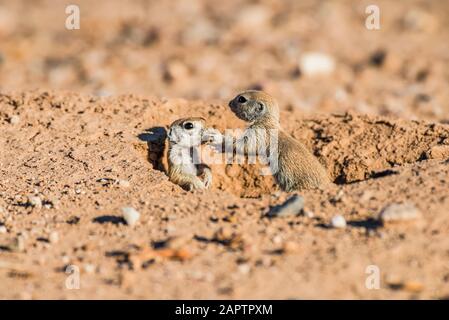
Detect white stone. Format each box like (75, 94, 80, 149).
(83, 263, 96, 274)
(238, 264, 251, 275)
(28, 196, 42, 209)
(118, 180, 130, 188)
(122, 207, 140, 226)
(379, 203, 422, 223)
(9, 115, 20, 125)
(49, 231, 59, 244)
(304, 211, 315, 218)
(331, 215, 347, 229)
(0, 225, 7, 234)
(299, 52, 335, 76)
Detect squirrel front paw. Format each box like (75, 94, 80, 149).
(202, 128, 224, 145)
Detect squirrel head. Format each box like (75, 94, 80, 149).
(168, 117, 207, 148)
(228, 90, 279, 126)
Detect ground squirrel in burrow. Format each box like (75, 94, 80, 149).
(167, 117, 216, 191)
(204, 90, 330, 192)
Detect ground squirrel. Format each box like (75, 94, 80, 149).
(167, 117, 214, 191)
(205, 90, 330, 191)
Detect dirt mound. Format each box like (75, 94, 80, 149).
(3, 91, 447, 200)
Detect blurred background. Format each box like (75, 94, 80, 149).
(0, 0, 448, 121)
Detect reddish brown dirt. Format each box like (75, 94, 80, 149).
(1, 0, 449, 299)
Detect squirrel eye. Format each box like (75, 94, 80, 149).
(237, 96, 247, 103)
(257, 102, 264, 112)
(183, 122, 194, 130)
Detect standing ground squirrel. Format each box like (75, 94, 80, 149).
(167, 117, 215, 191)
(205, 90, 330, 192)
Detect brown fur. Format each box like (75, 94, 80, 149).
(227, 90, 330, 191)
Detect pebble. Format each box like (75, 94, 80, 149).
(387, 277, 424, 293)
(0, 225, 7, 234)
(402, 9, 438, 32)
(214, 227, 233, 242)
(272, 235, 282, 244)
(61, 255, 70, 265)
(118, 180, 130, 188)
(299, 52, 335, 76)
(237, 264, 251, 275)
(122, 207, 140, 226)
(330, 215, 347, 229)
(9, 115, 20, 125)
(163, 235, 190, 250)
(13, 236, 26, 252)
(379, 203, 422, 224)
(49, 231, 59, 244)
(268, 194, 304, 217)
(304, 210, 315, 218)
(83, 263, 96, 274)
(281, 241, 299, 254)
(27, 196, 42, 209)
(237, 5, 271, 29)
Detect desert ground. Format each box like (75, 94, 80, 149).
(0, 0, 449, 299)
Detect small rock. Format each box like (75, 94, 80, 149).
(402, 281, 424, 293)
(118, 180, 130, 188)
(27, 196, 42, 209)
(61, 255, 70, 265)
(379, 203, 422, 224)
(402, 9, 438, 32)
(166, 235, 191, 250)
(331, 189, 345, 203)
(0, 225, 7, 234)
(214, 227, 233, 242)
(299, 52, 335, 77)
(387, 279, 424, 293)
(122, 207, 140, 226)
(213, 227, 245, 250)
(237, 5, 271, 29)
(83, 263, 96, 274)
(272, 235, 282, 244)
(237, 264, 251, 275)
(330, 215, 347, 229)
(9, 115, 20, 125)
(163, 60, 189, 83)
(268, 194, 304, 217)
(304, 210, 315, 218)
(12, 236, 26, 252)
(66, 216, 80, 225)
(49, 231, 59, 244)
(281, 241, 299, 254)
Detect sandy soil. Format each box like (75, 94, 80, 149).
(0, 0, 449, 299)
